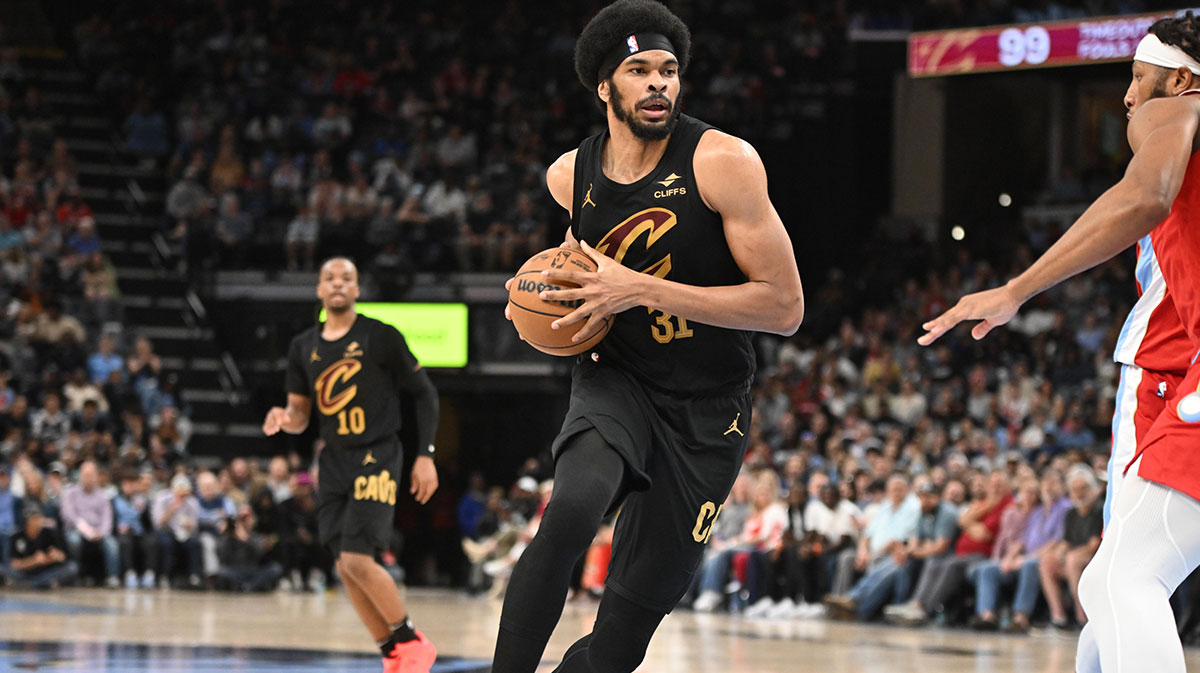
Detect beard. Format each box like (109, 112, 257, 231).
(324, 296, 352, 314)
(1150, 69, 1173, 100)
(610, 84, 683, 141)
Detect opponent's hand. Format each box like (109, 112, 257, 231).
(262, 406, 292, 436)
(410, 455, 438, 505)
(917, 284, 1022, 346)
(540, 239, 643, 343)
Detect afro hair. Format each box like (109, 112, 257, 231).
(1150, 11, 1200, 65)
(574, 0, 691, 93)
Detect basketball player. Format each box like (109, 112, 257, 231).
(920, 14, 1200, 672)
(492, 2, 804, 672)
(262, 257, 440, 673)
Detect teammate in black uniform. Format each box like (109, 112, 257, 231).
(263, 257, 440, 673)
(492, 2, 804, 672)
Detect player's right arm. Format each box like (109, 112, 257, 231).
(266, 336, 313, 435)
(504, 150, 579, 323)
(262, 394, 311, 435)
(919, 96, 1200, 345)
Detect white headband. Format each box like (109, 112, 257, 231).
(1135, 33, 1200, 76)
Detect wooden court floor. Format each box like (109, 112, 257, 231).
(3, 587, 1200, 672)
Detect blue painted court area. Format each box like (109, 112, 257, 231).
(0, 640, 490, 673)
(0, 596, 118, 615)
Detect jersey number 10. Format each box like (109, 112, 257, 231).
(336, 406, 366, 435)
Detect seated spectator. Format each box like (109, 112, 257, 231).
(462, 486, 527, 595)
(215, 505, 283, 592)
(66, 215, 102, 259)
(0, 464, 20, 568)
(969, 468, 1070, 632)
(80, 251, 120, 326)
(122, 97, 168, 158)
(195, 470, 235, 583)
(826, 479, 959, 621)
(1, 501, 77, 589)
(113, 468, 155, 588)
(885, 470, 1013, 625)
(830, 473, 918, 598)
(284, 203, 319, 271)
(693, 470, 788, 612)
(215, 193, 252, 268)
(264, 455, 291, 503)
(457, 472, 488, 541)
(30, 392, 71, 449)
(88, 335, 124, 385)
(1039, 465, 1103, 629)
(62, 368, 107, 413)
(127, 335, 162, 386)
(152, 473, 202, 588)
(278, 472, 329, 591)
(965, 476, 1039, 630)
(60, 459, 119, 587)
(746, 479, 820, 618)
(805, 478, 865, 597)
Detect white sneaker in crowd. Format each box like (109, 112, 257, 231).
(745, 598, 776, 618)
(693, 590, 723, 613)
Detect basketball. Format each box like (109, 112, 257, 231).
(508, 248, 613, 356)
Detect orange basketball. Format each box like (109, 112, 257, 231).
(507, 248, 612, 356)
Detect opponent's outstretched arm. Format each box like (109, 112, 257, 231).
(543, 133, 804, 339)
(918, 97, 1199, 345)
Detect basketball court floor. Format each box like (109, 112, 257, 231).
(3, 587, 1199, 672)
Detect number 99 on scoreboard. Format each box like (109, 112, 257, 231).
(909, 10, 1182, 77)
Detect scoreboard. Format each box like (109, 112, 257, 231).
(908, 10, 1196, 77)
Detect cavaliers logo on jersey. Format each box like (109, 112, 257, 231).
(596, 207, 677, 279)
(314, 358, 362, 416)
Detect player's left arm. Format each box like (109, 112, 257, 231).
(387, 328, 440, 505)
(543, 132, 803, 340)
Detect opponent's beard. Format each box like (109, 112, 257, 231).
(610, 84, 683, 141)
(1150, 69, 1173, 99)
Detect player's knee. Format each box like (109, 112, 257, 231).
(337, 552, 375, 582)
(539, 496, 603, 550)
(1077, 559, 1108, 616)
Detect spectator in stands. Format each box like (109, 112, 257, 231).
(113, 468, 155, 588)
(30, 301, 86, 363)
(284, 203, 319, 271)
(214, 193, 252, 268)
(0, 214, 22, 252)
(87, 335, 123, 385)
(826, 479, 959, 621)
(62, 368, 106, 413)
(215, 504, 283, 592)
(964, 476, 1039, 630)
(457, 472, 488, 541)
(693, 471, 788, 612)
(60, 459, 119, 587)
(1039, 465, 1102, 629)
(830, 473, 918, 597)
(885, 470, 1013, 625)
(1, 501, 77, 589)
(970, 468, 1070, 632)
(278, 471, 327, 591)
(195, 470, 235, 584)
(152, 473, 201, 588)
(81, 251, 120, 325)
(264, 455, 291, 504)
(126, 336, 161, 384)
(122, 97, 168, 160)
(0, 464, 19, 567)
(30, 392, 70, 448)
(66, 215, 102, 259)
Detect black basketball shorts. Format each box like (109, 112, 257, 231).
(551, 359, 751, 613)
(316, 438, 402, 556)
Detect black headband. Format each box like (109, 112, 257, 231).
(597, 32, 678, 83)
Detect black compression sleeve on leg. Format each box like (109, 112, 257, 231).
(551, 590, 667, 673)
(491, 429, 630, 673)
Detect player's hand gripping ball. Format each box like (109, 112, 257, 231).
(507, 248, 612, 356)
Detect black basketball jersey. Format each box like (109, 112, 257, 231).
(570, 114, 755, 395)
(285, 314, 421, 449)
